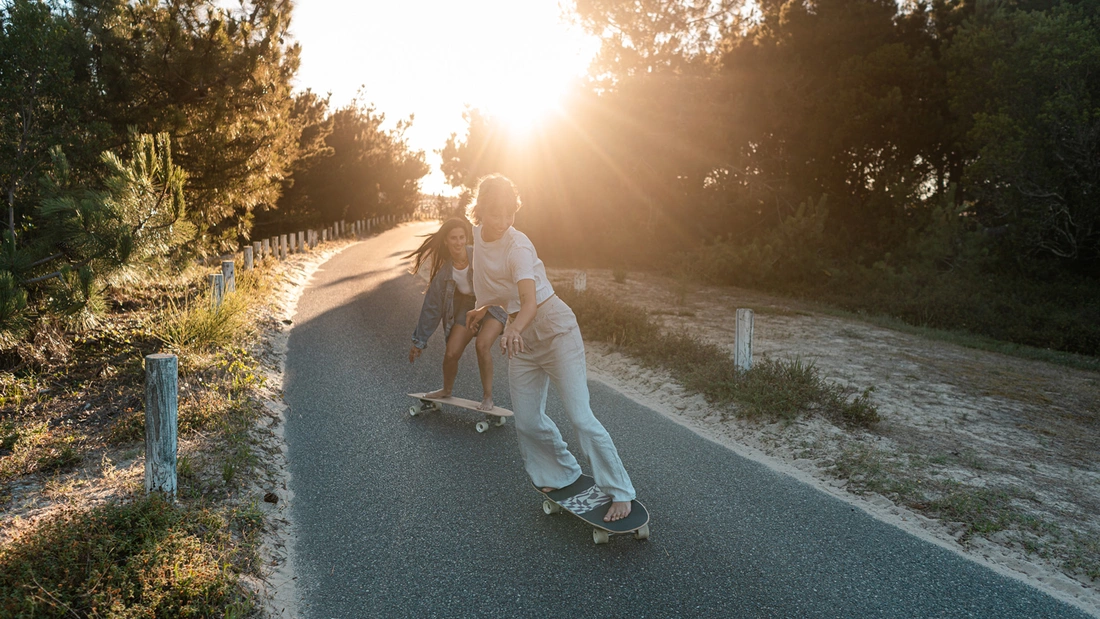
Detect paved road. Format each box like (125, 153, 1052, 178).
(283, 223, 1089, 618)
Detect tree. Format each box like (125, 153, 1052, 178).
(0, 0, 107, 251)
(948, 2, 1100, 264)
(0, 132, 186, 337)
(74, 0, 302, 249)
(262, 98, 428, 233)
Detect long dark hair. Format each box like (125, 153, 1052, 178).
(405, 218, 470, 284)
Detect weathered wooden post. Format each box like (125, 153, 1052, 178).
(209, 273, 224, 307)
(573, 271, 587, 292)
(252, 241, 262, 262)
(263, 238, 271, 258)
(289, 233, 297, 254)
(298, 231, 305, 251)
(243, 247, 254, 271)
(144, 353, 178, 498)
(322, 229, 328, 243)
(279, 234, 288, 260)
(735, 308, 754, 371)
(222, 260, 236, 293)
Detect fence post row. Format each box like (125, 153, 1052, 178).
(144, 353, 179, 499)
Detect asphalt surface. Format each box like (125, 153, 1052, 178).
(283, 223, 1090, 619)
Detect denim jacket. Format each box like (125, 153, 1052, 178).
(411, 246, 506, 349)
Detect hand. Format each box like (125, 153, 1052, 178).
(408, 346, 422, 363)
(466, 307, 487, 333)
(500, 329, 525, 359)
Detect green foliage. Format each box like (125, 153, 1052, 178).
(261, 96, 429, 236)
(0, 133, 188, 338)
(76, 0, 302, 247)
(153, 274, 258, 353)
(948, 2, 1100, 261)
(0, 494, 255, 617)
(0, 0, 109, 234)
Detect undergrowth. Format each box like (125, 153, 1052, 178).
(558, 287, 880, 428)
(0, 494, 260, 618)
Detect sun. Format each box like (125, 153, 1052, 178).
(462, 2, 598, 132)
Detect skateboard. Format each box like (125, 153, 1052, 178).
(406, 392, 513, 433)
(536, 474, 650, 544)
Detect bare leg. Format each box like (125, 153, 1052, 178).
(474, 317, 504, 410)
(425, 325, 474, 399)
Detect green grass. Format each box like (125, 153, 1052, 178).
(153, 272, 263, 353)
(559, 287, 880, 428)
(0, 494, 259, 618)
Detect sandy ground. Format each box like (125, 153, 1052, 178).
(547, 267, 1100, 618)
(250, 236, 1099, 617)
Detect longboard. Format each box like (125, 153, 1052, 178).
(536, 474, 650, 544)
(407, 392, 513, 433)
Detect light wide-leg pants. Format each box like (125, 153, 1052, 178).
(508, 296, 635, 502)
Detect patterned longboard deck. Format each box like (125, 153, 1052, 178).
(407, 392, 513, 417)
(538, 474, 649, 534)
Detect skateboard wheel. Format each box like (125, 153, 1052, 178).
(431, 402, 442, 412)
(634, 524, 650, 540)
(492, 416, 506, 427)
(408, 406, 418, 417)
(592, 529, 610, 545)
(542, 500, 562, 515)
(475, 421, 489, 433)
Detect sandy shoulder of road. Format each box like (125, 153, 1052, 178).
(547, 267, 1099, 618)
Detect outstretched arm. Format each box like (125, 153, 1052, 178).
(500, 279, 536, 358)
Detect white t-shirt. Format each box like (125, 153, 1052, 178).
(452, 264, 472, 295)
(473, 226, 555, 314)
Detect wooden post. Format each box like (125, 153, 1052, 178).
(280, 234, 288, 260)
(145, 353, 178, 498)
(252, 241, 262, 262)
(263, 238, 271, 258)
(243, 247, 254, 271)
(209, 273, 224, 307)
(221, 260, 235, 293)
(573, 271, 587, 292)
(289, 233, 297, 254)
(298, 231, 305, 251)
(322, 229, 328, 243)
(735, 308, 754, 371)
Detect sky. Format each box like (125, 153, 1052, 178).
(287, 0, 600, 195)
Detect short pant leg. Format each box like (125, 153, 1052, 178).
(508, 341, 582, 490)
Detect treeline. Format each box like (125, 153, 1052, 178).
(0, 0, 424, 348)
(441, 0, 1100, 356)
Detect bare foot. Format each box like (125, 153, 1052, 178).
(477, 396, 494, 411)
(541, 487, 555, 493)
(425, 388, 450, 399)
(604, 501, 632, 522)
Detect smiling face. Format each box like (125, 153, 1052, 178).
(445, 226, 467, 261)
(480, 204, 515, 242)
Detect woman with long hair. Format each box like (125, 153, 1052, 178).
(464, 175, 635, 522)
(407, 218, 507, 410)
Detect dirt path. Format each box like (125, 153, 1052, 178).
(547, 267, 1100, 617)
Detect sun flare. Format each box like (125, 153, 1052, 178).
(461, 3, 597, 132)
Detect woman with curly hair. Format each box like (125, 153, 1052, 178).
(465, 175, 635, 522)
